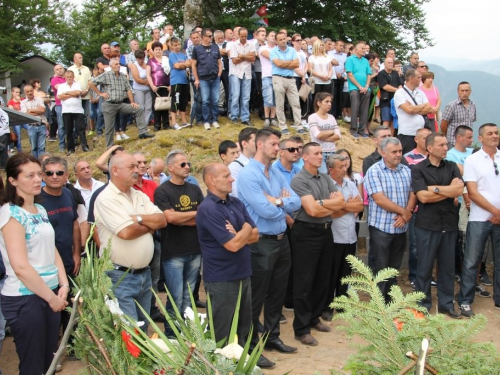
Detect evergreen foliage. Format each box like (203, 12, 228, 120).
(331, 255, 500, 374)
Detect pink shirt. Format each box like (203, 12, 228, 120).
(419, 84, 439, 119)
(51, 76, 66, 106)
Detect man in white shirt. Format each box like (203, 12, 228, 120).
(57, 70, 89, 154)
(20, 84, 47, 158)
(259, 30, 277, 127)
(74, 160, 105, 208)
(394, 69, 433, 154)
(328, 40, 347, 119)
(68, 52, 92, 122)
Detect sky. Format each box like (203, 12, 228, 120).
(419, 0, 500, 61)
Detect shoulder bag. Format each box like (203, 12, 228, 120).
(154, 86, 171, 111)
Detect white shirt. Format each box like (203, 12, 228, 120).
(463, 148, 500, 222)
(331, 177, 360, 244)
(259, 45, 275, 78)
(0, 108, 9, 136)
(229, 40, 256, 79)
(58, 82, 84, 114)
(394, 85, 429, 136)
(309, 55, 332, 84)
(228, 153, 250, 197)
(67, 64, 92, 99)
(75, 178, 105, 208)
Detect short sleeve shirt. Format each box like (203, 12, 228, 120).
(345, 55, 371, 91)
(270, 46, 298, 76)
(58, 82, 84, 114)
(308, 113, 341, 153)
(394, 85, 429, 136)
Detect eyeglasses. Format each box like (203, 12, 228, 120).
(282, 147, 300, 153)
(205, 34, 213, 38)
(180, 162, 191, 168)
(45, 171, 65, 176)
(293, 39, 302, 42)
(418, 65, 428, 68)
(494, 162, 499, 176)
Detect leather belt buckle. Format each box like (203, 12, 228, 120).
(277, 233, 284, 240)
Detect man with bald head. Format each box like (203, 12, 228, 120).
(96, 43, 111, 70)
(74, 160, 104, 207)
(144, 158, 168, 185)
(196, 163, 258, 347)
(95, 153, 166, 329)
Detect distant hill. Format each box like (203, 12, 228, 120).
(428, 64, 500, 136)
(424, 58, 500, 77)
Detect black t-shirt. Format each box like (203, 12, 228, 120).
(412, 158, 461, 231)
(96, 56, 110, 67)
(154, 181, 204, 260)
(378, 70, 400, 108)
(39, 187, 78, 275)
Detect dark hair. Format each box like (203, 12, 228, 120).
(150, 28, 159, 35)
(255, 128, 282, 146)
(202, 28, 212, 37)
(394, 59, 402, 66)
(421, 71, 434, 83)
(218, 140, 237, 156)
(302, 142, 321, 155)
(1, 153, 42, 206)
(151, 41, 163, 51)
(134, 49, 146, 59)
(404, 68, 416, 82)
(170, 37, 180, 44)
(289, 135, 304, 144)
(29, 78, 41, 86)
(454, 125, 473, 139)
(478, 123, 498, 136)
(336, 149, 354, 179)
(458, 81, 470, 89)
(366, 52, 379, 61)
(314, 92, 333, 112)
(425, 132, 446, 149)
(238, 127, 258, 150)
(42, 156, 68, 172)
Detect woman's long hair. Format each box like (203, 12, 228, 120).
(1, 153, 41, 207)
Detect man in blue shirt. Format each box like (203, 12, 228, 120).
(345, 41, 372, 138)
(196, 163, 258, 350)
(272, 137, 302, 185)
(270, 31, 302, 135)
(238, 128, 301, 364)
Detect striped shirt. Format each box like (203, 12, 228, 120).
(365, 159, 412, 234)
(442, 99, 477, 145)
(229, 40, 256, 79)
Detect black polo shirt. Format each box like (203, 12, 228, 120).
(411, 158, 461, 231)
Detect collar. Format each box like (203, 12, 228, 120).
(330, 176, 347, 187)
(108, 180, 136, 197)
(207, 190, 232, 204)
(478, 147, 500, 159)
(379, 159, 403, 172)
(277, 45, 291, 53)
(301, 166, 322, 179)
(275, 158, 295, 173)
(249, 158, 268, 172)
(75, 178, 96, 190)
(423, 158, 445, 168)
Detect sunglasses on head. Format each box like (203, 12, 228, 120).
(282, 147, 300, 153)
(180, 162, 191, 168)
(45, 171, 65, 177)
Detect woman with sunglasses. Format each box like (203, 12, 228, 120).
(308, 92, 341, 173)
(0, 153, 69, 374)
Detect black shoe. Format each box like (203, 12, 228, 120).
(139, 133, 154, 139)
(67, 350, 78, 361)
(150, 308, 165, 323)
(241, 121, 254, 127)
(67, 150, 75, 156)
(195, 300, 206, 309)
(279, 313, 287, 324)
(256, 355, 275, 368)
(264, 338, 297, 353)
(321, 310, 333, 321)
(82, 146, 90, 152)
(257, 321, 264, 334)
(438, 309, 462, 319)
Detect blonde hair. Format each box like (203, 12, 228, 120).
(312, 40, 327, 57)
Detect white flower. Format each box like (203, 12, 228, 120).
(105, 295, 144, 327)
(215, 342, 249, 362)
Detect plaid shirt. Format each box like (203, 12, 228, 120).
(365, 159, 412, 234)
(91, 71, 132, 102)
(442, 99, 477, 145)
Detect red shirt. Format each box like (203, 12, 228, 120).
(8, 99, 21, 111)
(133, 178, 157, 202)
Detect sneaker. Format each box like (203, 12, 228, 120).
(55, 360, 62, 372)
(211, 121, 220, 129)
(358, 131, 369, 139)
(87, 130, 95, 136)
(180, 123, 192, 129)
(279, 314, 287, 324)
(116, 134, 122, 141)
(343, 116, 351, 123)
(459, 304, 474, 318)
(204, 122, 211, 130)
(481, 274, 493, 286)
(280, 127, 290, 135)
(264, 119, 270, 127)
(431, 279, 437, 287)
(455, 274, 461, 283)
(410, 281, 416, 290)
(121, 133, 130, 140)
(173, 123, 181, 130)
(297, 128, 306, 134)
(231, 118, 239, 124)
(350, 130, 359, 139)
(48, 137, 57, 142)
(475, 284, 491, 298)
(270, 119, 278, 127)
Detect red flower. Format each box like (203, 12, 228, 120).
(121, 330, 141, 358)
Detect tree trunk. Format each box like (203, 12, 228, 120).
(183, 0, 204, 40)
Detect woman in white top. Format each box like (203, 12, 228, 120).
(308, 92, 341, 173)
(128, 49, 152, 127)
(308, 40, 333, 107)
(292, 34, 310, 119)
(0, 153, 69, 374)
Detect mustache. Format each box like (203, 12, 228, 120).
(132, 173, 138, 179)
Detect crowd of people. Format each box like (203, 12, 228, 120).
(0, 23, 498, 375)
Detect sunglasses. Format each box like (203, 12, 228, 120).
(180, 162, 191, 168)
(418, 65, 428, 68)
(293, 39, 302, 42)
(494, 162, 499, 176)
(282, 147, 300, 153)
(45, 171, 65, 177)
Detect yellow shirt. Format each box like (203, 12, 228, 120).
(95, 181, 162, 268)
(68, 64, 92, 100)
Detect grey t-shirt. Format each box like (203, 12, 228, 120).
(291, 168, 338, 223)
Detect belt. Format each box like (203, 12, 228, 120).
(260, 233, 286, 241)
(29, 123, 44, 126)
(108, 100, 123, 104)
(113, 265, 150, 274)
(273, 74, 294, 79)
(295, 220, 332, 229)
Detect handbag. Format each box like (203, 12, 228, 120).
(403, 87, 434, 131)
(298, 82, 312, 101)
(10, 131, 17, 143)
(154, 86, 171, 111)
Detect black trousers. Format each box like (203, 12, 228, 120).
(324, 242, 357, 312)
(415, 227, 457, 311)
(291, 221, 334, 336)
(220, 70, 230, 113)
(398, 133, 417, 155)
(63, 112, 88, 151)
(250, 236, 291, 346)
(204, 277, 252, 347)
(331, 78, 345, 118)
(152, 87, 170, 129)
(368, 226, 406, 303)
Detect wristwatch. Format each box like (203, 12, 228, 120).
(136, 215, 143, 225)
(275, 198, 283, 207)
(434, 187, 440, 194)
(318, 199, 324, 206)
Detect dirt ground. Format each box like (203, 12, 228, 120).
(1, 272, 500, 375)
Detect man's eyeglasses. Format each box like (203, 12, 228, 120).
(494, 162, 499, 176)
(282, 147, 300, 153)
(205, 34, 213, 38)
(45, 171, 65, 177)
(418, 65, 428, 68)
(293, 39, 302, 42)
(180, 162, 192, 168)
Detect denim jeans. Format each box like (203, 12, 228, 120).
(261, 76, 275, 108)
(27, 125, 46, 158)
(162, 254, 201, 336)
(107, 269, 152, 331)
(199, 78, 220, 124)
(13, 124, 29, 151)
(458, 221, 500, 305)
(96, 97, 105, 134)
(229, 74, 251, 122)
(55, 105, 66, 151)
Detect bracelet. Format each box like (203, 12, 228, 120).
(60, 284, 70, 289)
